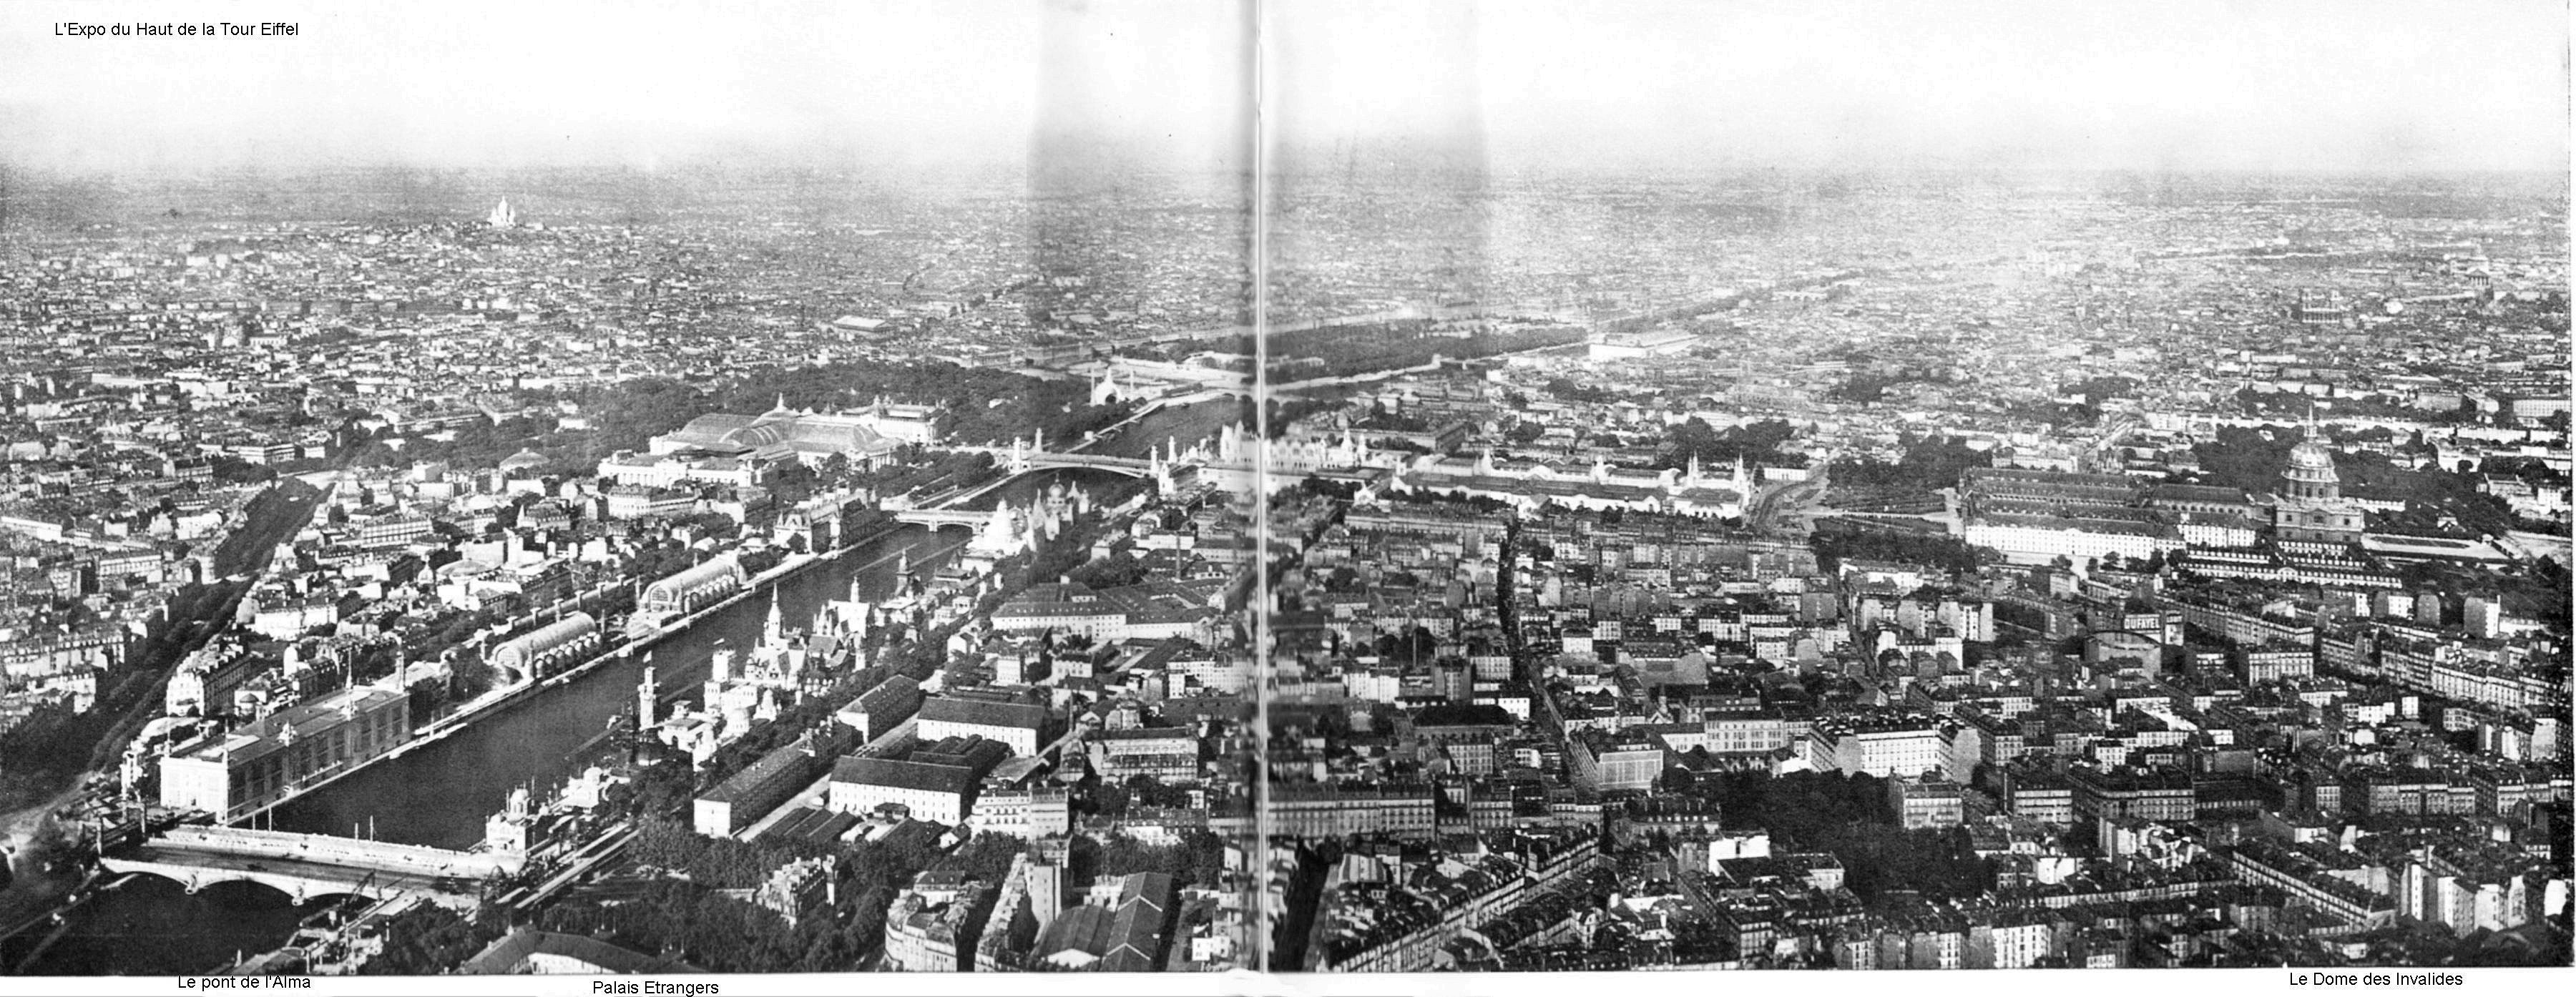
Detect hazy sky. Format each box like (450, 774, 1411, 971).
(1, 0, 2564, 176)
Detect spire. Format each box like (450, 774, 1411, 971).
(764, 589, 785, 644)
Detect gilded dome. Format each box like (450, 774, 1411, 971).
(2286, 438, 2335, 473)
(2281, 426, 2341, 502)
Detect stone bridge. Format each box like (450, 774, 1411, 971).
(95, 825, 516, 911)
(1013, 451, 1155, 476)
(949, 443, 1157, 478)
(891, 508, 996, 530)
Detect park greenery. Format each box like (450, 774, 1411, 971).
(1268, 321, 1585, 380)
(1678, 769, 2001, 902)
(1655, 417, 1806, 472)
(2233, 387, 2487, 424)
(1830, 433, 1993, 496)
(2186, 425, 2525, 537)
(1808, 527, 1998, 577)
(1542, 377, 1614, 404)
(342, 360, 1135, 479)
(1826, 363, 1959, 404)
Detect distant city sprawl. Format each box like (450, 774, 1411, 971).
(0, 155, 2566, 983)
(1253, 171, 2571, 972)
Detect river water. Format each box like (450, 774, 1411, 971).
(265, 525, 976, 849)
(250, 397, 1228, 848)
(4, 397, 1238, 976)
(1, 878, 332, 976)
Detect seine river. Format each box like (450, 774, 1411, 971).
(4, 397, 1235, 976)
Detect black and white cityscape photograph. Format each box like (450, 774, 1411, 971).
(0, 1, 2569, 991)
